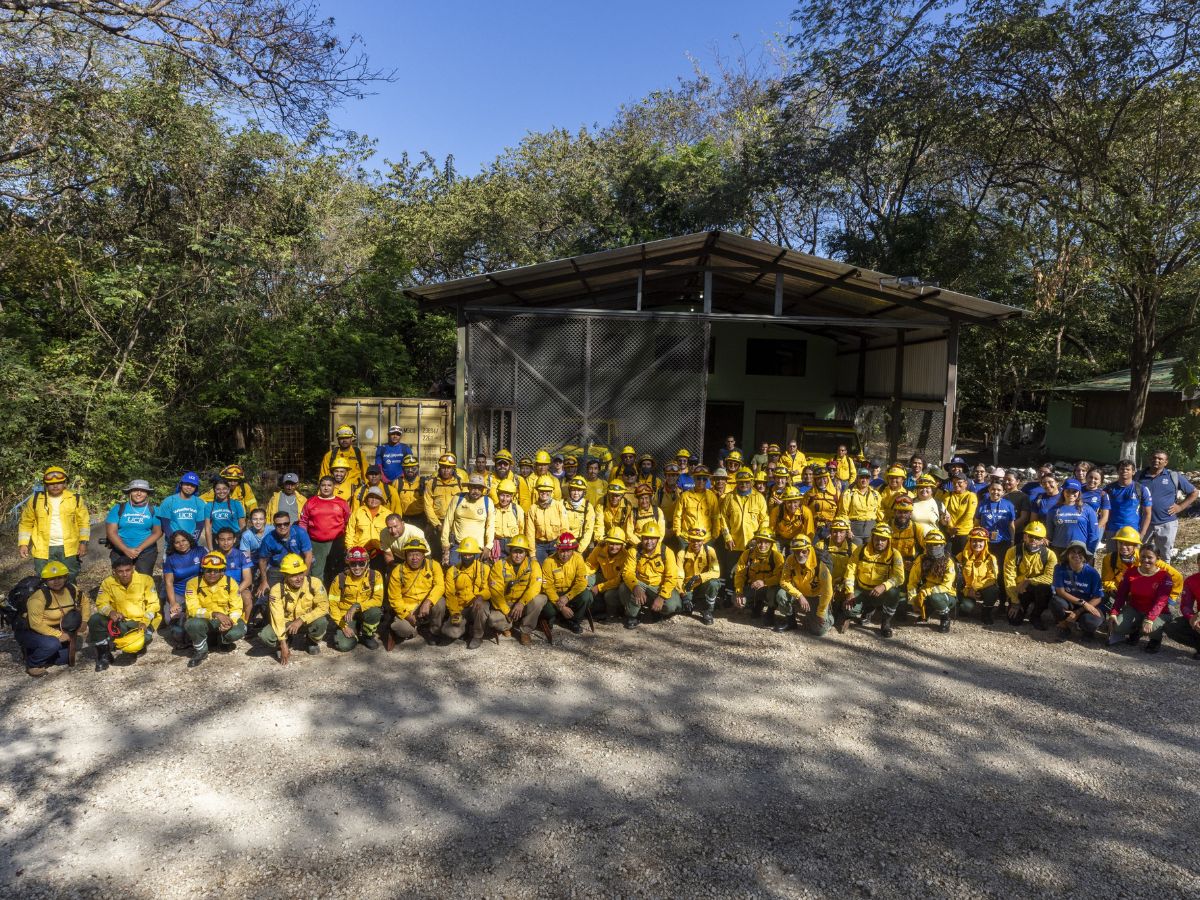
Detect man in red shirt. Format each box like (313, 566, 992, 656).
(299, 476, 351, 587)
(1165, 569, 1200, 658)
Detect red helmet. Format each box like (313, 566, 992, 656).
(555, 532, 578, 551)
(346, 547, 370, 565)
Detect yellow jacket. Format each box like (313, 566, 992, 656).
(95, 573, 158, 625)
(583, 477, 608, 509)
(943, 491, 978, 537)
(845, 545, 904, 593)
(328, 569, 385, 624)
(888, 520, 927, 570)
(806, 485, 841, 526)
(440, 493, 495, 550)
(561, 499, 598, 549)
(628, 506, 667, 543)
(673, 489, 720, 536)
(1002, 544, 1058, 603)
(825, 539, 856, 594)
(320, 446, 368, 483)
(1099, 550, 1183, 598)
(26, 585, 78, 637)
(528, 500, 570, 543)
(733, 546, 784, 593)
(492, 502, 533, 543)
(331, 480, 355, 502)
(268, 576, 328, 637)
(445, 560, 490, 615)
(523, 472, 562, 505)
(719, 492, 769, 550)
(388, 559, 445, 618)
(18, 489, 90, 558)
(781, 450, 807, 473)
(423, 474, 466, 530)
(906, 556, 958, 616)
(880, 487, 913, 519)
(780, 554, 834, 619)
(587, 544, 629, 593)
(771, 503, 814, 542)
(264, 491, 308, 522)
(677, 544, 720, 591)
(838, 486, 883, 523)
(350, 482, 398, 514)
(599, 500, 632, 543)
(184, 575, 244, 622)
(541, 553, 588, 603)
(345, 505, 391, 551)
(657, 485, 684, 528)
(392, 475, 426, 518)
(957, 550, 999, 593)
(202, 482, 258, 513)
(833, 455, 855, 482)
(623, 544, 679, 595)
(488, 557, 543, 615)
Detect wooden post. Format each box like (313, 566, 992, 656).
(773, 272, 784, 316)
(941, 320, 959, 464)
(888, 329, 905, 462)
(854, 337, 867, 407)
(454, 304, 467, 460)
(703, 269, 713, 313)
(636, 271, 643, 311)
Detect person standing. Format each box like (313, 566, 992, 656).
(104, 480, 163, 576)
(719, 471, 770, 583)
(255, 512, 314, 595)
(18, 465, 89, 583)
(157, 472, 209, 540)
(375, 425, 413, 483)
(440, 475, 495, 566)
(976, 479, 1017, 586)
(202, 478, 245, 547)
(1044, 479, 1100, 558)
(1080, 468, 1111, 536)
(298, 477, 350, 585)
(837, 467, 883, 546)
(265, 473, 307, 525)
(1104, 459, 1152, 542)
(320, 425, 367, 483)
(1136, 450, 1198, 561)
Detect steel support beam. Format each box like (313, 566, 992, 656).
(941, 320, 959, 463)
(888, 329, 906, 462)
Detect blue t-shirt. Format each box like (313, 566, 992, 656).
(375, 441, 413, 482)
(677, 473, 696, 492)
(157, 493, 209, 537)
(976, 498, 1017, 544)
(1034, 493, 1062, 520)
(221, 546, 252, 581)
(1052, 563, 1102, 601)
(256, 525, 313, 567)
(1105, 481, 1151, 532)
(163, 545, 209, 599)
(1022, 482, 1046, 503)
(1080, 489, 1111, 518)
(207, 497, 246, 535)
(1138, 468, 1196, 526)
(106, 502, 158, 548)
(1047, 504, 1099, 553)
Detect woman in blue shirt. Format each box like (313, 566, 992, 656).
(1033, 472, 1063, 520)
(1051, 541, 1104, 642)
(162, 530, 208, 641)
(1080, 468, 1111, 536)
(204, 478, 246, 545)
(1045, 479, 1100, 556)
(157, 472, 209, 539)
(975, 480, 1017, 575)
(104, 479, 163, 575)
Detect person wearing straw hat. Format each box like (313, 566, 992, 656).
(104, 479, 163, 575)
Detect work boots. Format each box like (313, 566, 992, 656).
(938, 614, 951, 634)
(880, 614, 894, 638)
(94, 645, 114, 673)
(982, 606, 994, 625)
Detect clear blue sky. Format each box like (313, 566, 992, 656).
(323, 1, 795, 173)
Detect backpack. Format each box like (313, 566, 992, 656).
(337, 568, 378, 599)
(1138, 468, 1183, 501)
(1014, 542, 1050, 569)
(2, 579, 79, 629)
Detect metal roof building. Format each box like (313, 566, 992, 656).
(406, 230, 1021, 465)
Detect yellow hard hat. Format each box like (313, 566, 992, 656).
(916, 474, 939, 487)
(495, 449, 514, 463)
(923, 529, 946, 546)
(496, 478, 518, 495)
(753, 528, 774, 542)
(401, 537, 429, 554)
(605, 527, 627, 545)
(686, 527, 708, 541)
(607, 481, 626, 496)
(220, 464, 245, 480)
(735, 470, 754, 483)
(675, 449, 692, 459)
(727, 450, 743, 462)
(535, 475, 557, 492)
(782, 486, 802, 501)
(113, 626, 147, 655)
(438, 453, 458, 467)
(1113, 526, 1141, 545)
(457, 537, 482, 555)
(535, 450, 552, 465)
(567, 476, 588, 490)
(638, 521, 663, 539)
(40, 560, 70, 579)
(42, 466, 68, 484)
(886, 465, 907, 478)
(830, 517, 851, 531)
(330, 456, 352, 471)
(279, 554, 307, 575)
(507, 536, 532, 553)
(335, 425, 355, 438)
(200, 552, 226, 571)
(790, 535, 813, 551)
(1024, 521, 1048, 539)
(621, 445, 636, 456)
(872, 523, 893, 540)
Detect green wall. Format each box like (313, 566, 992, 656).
(1045, 398, 1126, 461)
(706, 322, 838, 442)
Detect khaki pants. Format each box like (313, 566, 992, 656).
(389, 598, 447, 641)
(442, 597, 507, 641)
(510, 593, 548, 636)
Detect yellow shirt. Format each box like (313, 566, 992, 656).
(18, 489, 90, 558)
(328, 569, 385, 623)
(26, 585, 78, 638)
(528, 500, 570, 543)
(392, 475, 426, 517)
(561, 499, 598, 549)
(838, 486, 883, 523)
(906, 556, 958, 616)
(586, 544, 629, 593)
(1002, 544, 1058, 603)
(780, 553, 835, 618)
(806, 485, 841, 526)
(445, 560, 490, 615)
(541, 553, 588, 602)
(184, 575, 244, 621)
(95, 573, 158, 624)
(440, 493, 495, 551)
(268, 577, 328, 636)
(733, 546, 784, 593)
(622, 544, 679, 595)
(781, 450, 807, 474)
(719, 491, 769, 550)
(676, 544, 720, 590)
(423, 473, 467, 530)
(770, 503, 814, 542)
(583, 477, 608, 509)
(345, 505, 391, 551)
(845, 545, 904, 592)
(388, 559, 445, 618)
(673, 489, 720, 536)
(956, 551, 999, 593)
(943, 491, 979, 537)
(492, 502, 533, 543)
(488, 557, 543, 615)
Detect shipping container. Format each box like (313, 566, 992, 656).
(329, 398, 453, 477)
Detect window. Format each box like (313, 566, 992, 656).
(745, 339, 806, 376)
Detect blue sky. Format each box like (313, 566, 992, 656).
(324, 1, 795, 173)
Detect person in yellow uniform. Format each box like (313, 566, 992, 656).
(541, 532, 593, 635)
(628, 483, 666, 543)
(561, 476, 598, 555)
(588, 527, 632, 621)
(487, 450, 517, 502)
(423, 454, 467, 556)
(723, 451, 745, 480)
(90, 556, 159, 671)
(766, 466, 790, 510)
(1098, 526, 1183, 605)
(906, 530, 958, 632)
(673, 466, 719, 544)
(491, 478, 534, 557)
(943, 472, 979, 556)
(260, 553, 329, 664)
(879, 466, 913, 519)
(841, 523, 905, 637)
(599, 482, 632, 545)
(183, 551, 247, 667)
(636, 454, 662, 494)
(1003, 521, 1057, 628)
(18, 465, 90, 582)
(657, 464, 685, 537)
(610, 445, 638, 481)
(320, 425, 368, 483)
(393, 455, 427, 528)
(386, 538, 446, 647)
(754, 470, 769, 496)
(328, 458, 356, 502)
(345, 487, 392, 557)
(328, 546, 385, 652)
(525, 450, 563, 503)
(832, 444, 856, 487)
(677, 526, 721, 626)
(711, 468, 731, 502)
(440, 474, 496, 566)
(886, 496, 927, 592)
(805, 468, 841, 541)
(733, 528, 784, 623)
(956, 526, 1001, 624)
(770, 486, 814, 554)
(528, 475, 570, 563)
(720, 470, 770, 583)
(619, 521, 679, 629)
(824, 517, 856, 607)
(780, 439, 806, 475)
(774, 534, 835, 635)
(838, 467, 883, 545)
(201, 464, 259, 514)
(442, 537, 503, 650)
(17, 561, 83, 676)
(351, 466, 399, 513)
(582, 458, 609, 508)
(487, 535, 546, 646)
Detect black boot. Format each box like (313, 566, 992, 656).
(188, 649, 208, 668)
(701, 612, 714, 626)
(681, 596, 694, 614)
(94, 645, 113, 673)
(982, 606, 994, 625)
(938, 614, 951, 634)
(1144, 635, 1163, 654)
(880, 614, 894, 638)
(773, 617, 796, 633)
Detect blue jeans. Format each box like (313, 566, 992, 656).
(17, 628, 70, 668)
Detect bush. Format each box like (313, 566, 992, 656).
(1141, 415, 1200, 471)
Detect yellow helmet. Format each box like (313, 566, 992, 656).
(42, 466, 68, 485)
(330, 456, 352, 471)
(113, 626, 147, 655)
(335, 425, 355, 438)
(1113, 526, 1141, 545)
(496, 478, 518, 495)
(507, 536, 532, 553)
(916, 474, 939, 487)
(200, 552, 226, 571)
(534, 450, 552, 465)
(279, 554, 307, 575)
(220, 464, 245, 480)
(607, 481, 626, 496)
(401, 537, 429, 554)
(790, 535, 813, 551)
(735, 470, 754, 483)
(456, 537, 482, 555)
(871, 523, 893, 540)
(535, 475, 557, 492)
(1024, 521, 1048, 539)
(567, 476, 588, 490)
(40, 560, 70, 579)
(638, 521, 663, 539)
(605, 527, 627, 545)
(886, 465, 907, 478)
(830, 517, 850, 531)
(923, 529, 946, 546)
(621, 445, 636, 456)
(782, 486, 802, 501)
(753, 528, 774, 542)
(686, 527, 708, 542)
(494, 449, 514, 463)
(438, 453, 458, 467)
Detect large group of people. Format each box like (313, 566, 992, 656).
(10, 426, 1200, 677)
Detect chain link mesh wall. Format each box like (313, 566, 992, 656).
(465, 311, 709, 463)
(852, 403, 946, 464)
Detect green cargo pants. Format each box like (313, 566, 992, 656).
(184, 616, 248, 652)
(259, 617, 327, 648)
(618, 583, 681, 620)
(331, 606, 383, 651)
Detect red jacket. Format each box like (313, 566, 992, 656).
(1113, 567, 1172, 621)
(298, 496, 350, 542)
(1181, 572, 1200, 623)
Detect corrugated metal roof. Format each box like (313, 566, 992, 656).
(1058, 357, 1182, 393)
(403, 230, 1021, 345)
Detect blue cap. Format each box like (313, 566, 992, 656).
(180, 471, 201, 487)
(1063, 478, 1082, 492)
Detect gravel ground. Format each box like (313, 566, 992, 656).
(2, 545, 1199, 899)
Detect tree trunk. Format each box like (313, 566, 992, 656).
(1122, 286, 1158, 463)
